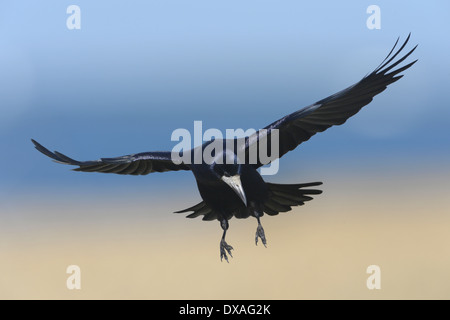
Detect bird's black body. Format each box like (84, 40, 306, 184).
(188, 144, 269, 221)
(32, 35, 417, 261)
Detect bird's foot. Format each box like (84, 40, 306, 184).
(220, 239, 234, 263)
(255, 224, 267, 247)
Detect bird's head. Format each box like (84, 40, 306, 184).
(211, 150, 247, 207)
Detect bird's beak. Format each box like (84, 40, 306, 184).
(221, 175, 247, 207)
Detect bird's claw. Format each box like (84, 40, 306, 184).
(220, 239, 234, 263)
(255, 224, 267, 247)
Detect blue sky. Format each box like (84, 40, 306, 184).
(1, 1, 449, 202)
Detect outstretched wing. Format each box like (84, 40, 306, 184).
(241, 34, 418, 168)
(31, 139, 190, 175)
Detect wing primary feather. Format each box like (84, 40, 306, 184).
(376, 33, 411, 73)
(379, 45, 418, 75)
(373, 36, 400, 72)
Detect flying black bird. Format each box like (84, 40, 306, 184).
(32, 35, 417, 262)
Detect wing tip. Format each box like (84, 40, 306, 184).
(32, 139, 82, 166)
(375, 34, 418, 75)
(31, 138, 44, 150)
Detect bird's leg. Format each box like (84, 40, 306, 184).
(219, 219, 233, 263)
(255, 212, 267, 247)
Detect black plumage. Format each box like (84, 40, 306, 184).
(32, 35, 417, 262)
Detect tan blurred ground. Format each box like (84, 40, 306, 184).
(1, 170, 450, 299)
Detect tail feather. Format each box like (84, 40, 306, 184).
(263, 182, 322, 216)
(175, 181, 323, 220)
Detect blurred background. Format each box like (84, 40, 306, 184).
(1, 0, 449, 299)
